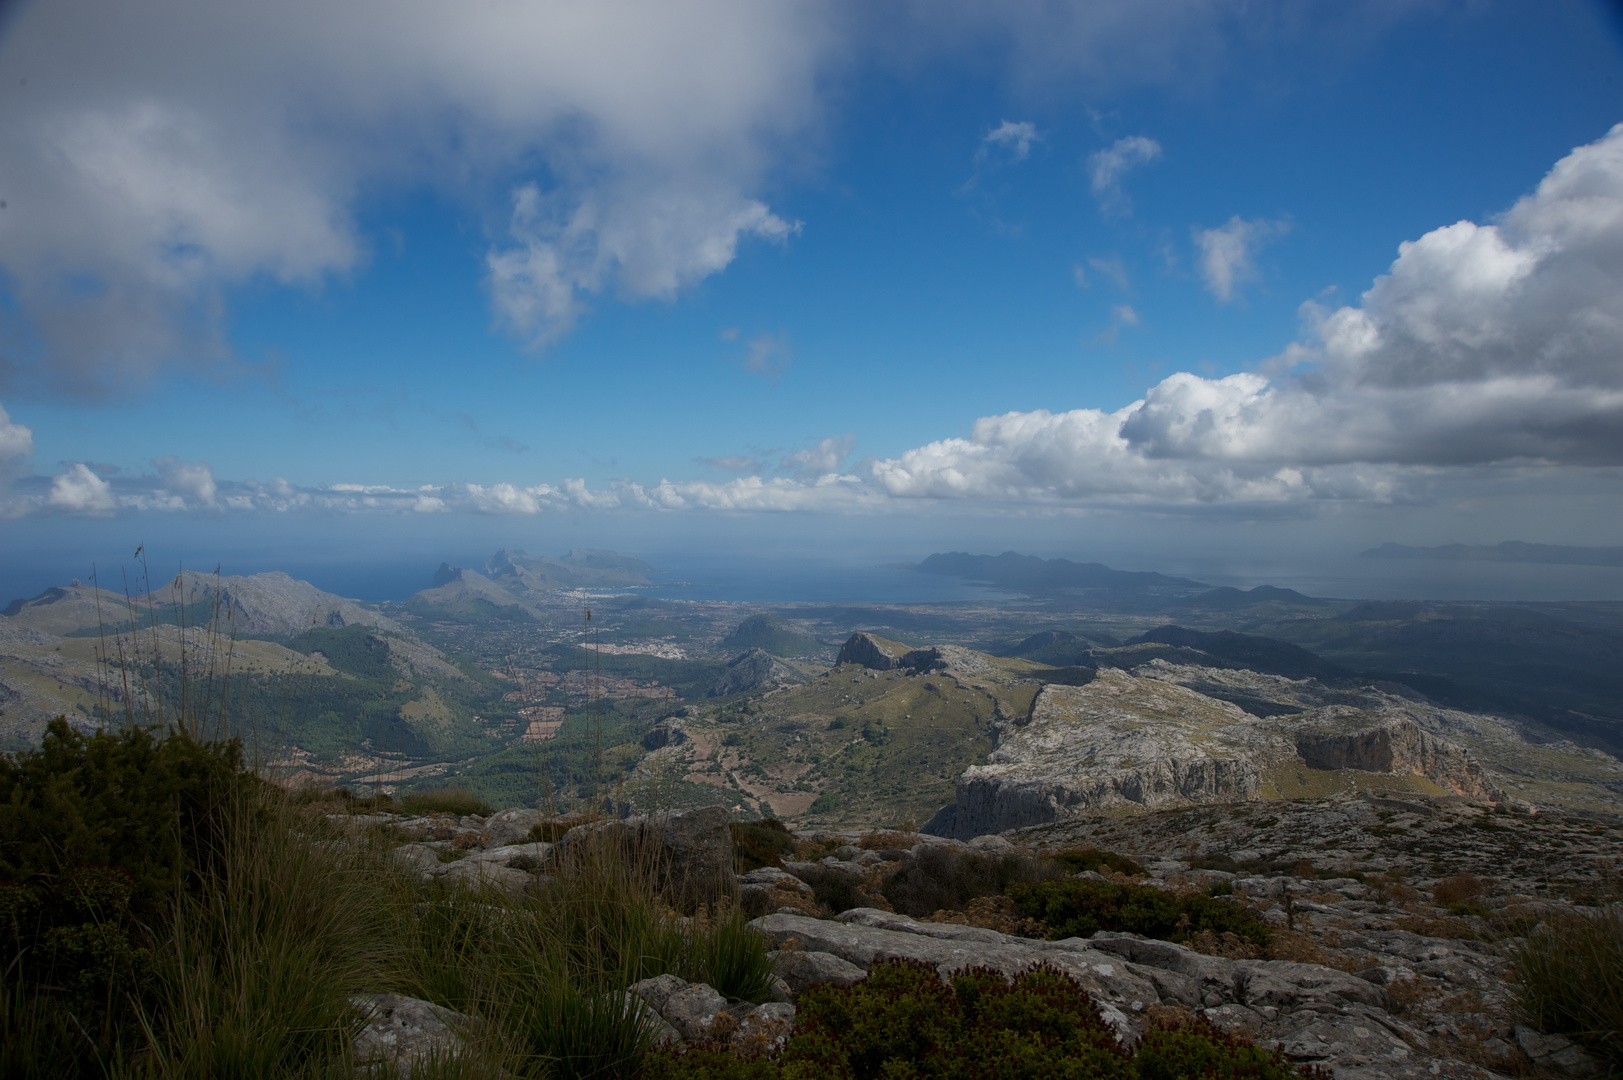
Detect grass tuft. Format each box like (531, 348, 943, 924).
(1513, 903, 1623, 1068)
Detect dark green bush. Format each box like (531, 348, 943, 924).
(0, 717, 260, 1076)
(645, 959, 1316, 1080)
(732, 819, 796, 873)
(1050, 848, 1146, 878)
(882, 846, 1061, 918)
(1007, 880, 1271, 948)
(1133, 1018, 1322, 1079)
(398, 787, 494, 817)
(793, 865, 869, 915)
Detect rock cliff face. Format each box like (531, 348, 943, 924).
(835, 632, 908, 670)
(926, 663, 1516, 839)
(836, 633, 994, 677)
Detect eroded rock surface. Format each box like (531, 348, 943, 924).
(931, 666, 1524, 837)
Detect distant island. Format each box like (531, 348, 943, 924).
(1362, 541, 1623, 568)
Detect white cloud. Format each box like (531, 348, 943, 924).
(1193, 215, 1286, 302)
(780, 434, 856, 478)
(0, 402, 34, 471)
(1087, 136, 1162, 216)
(47, 464, 118, 514)
(152, 455, 218, 507)
(982, 120, 1039, 162)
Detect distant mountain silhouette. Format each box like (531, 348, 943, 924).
(1363, 541, 1623, 567)
(915, 551, 1205, 593)
(1125, 625, 1348, 681)
(1187, 584, 1325, 610)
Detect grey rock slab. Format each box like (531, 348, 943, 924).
(468, 841, 551, 870)
(433, 859, 532, 896)
(1234, 959, 1389, 1012)
(769, 949, 867, 995)
(740, 867, 814, 895)
(351, 993, 468, 1078)
(751, 913, 1160, 1014)
(661, 983, 730, 1043)
(1516, 1025, 1601, 1077)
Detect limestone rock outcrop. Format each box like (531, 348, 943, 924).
(926, 664, 1515, 838)
(835, 632, 908, 670)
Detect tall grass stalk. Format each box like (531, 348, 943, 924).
(1513, 903, 1623, 1067)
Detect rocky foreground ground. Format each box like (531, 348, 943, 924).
(341, 797, 1620, 1079)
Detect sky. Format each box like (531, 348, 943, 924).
(1, 0, 1622, 602)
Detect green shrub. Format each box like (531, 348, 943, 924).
(809, 794, 839, 814)
(398, 787, 494, 818)
(1513, 903, 1623, 1069)
(1133, 1018, 1321, 1079)
(1007, 880, 1271, 949)
(732, 819, 796, 873)
(646, 959, 1319, 1079)
(1050, 848, 1146, 878)
(881, 846, 1061, 918)
(0, 717, 260, 1074)
(792, 865, 869, 916)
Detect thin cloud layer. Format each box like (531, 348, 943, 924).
(1194, 216, 1287, 302)
(1087, 136, 1163, 216)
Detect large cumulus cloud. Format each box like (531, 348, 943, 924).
(874, 125, 1623, 505)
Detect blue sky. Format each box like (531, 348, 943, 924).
(2, 0, 1622, 600)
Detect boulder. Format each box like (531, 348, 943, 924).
(660, 983, 730, 1043)
(628, 973, 690, 1015)
(733, 1002, 796, 1057)
(389, 843, 444, 877)
(555, 805, 734, 902)
(351, 993, 469, 1077)
(769, 949, 867, 996)
(484, 808, 544, 847)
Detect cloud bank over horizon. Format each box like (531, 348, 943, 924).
(4, 124, 1622, 521)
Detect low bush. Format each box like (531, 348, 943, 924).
(1050, 847, 1146, 878)
(398, 787, 494, 818)
(645, 958, 1317, 1080)
(882, 846, 1061, 919)
(1513, 903, 1623, 1069)
(732, 819, 796, 873)
(1006, 880, 1271, 949)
